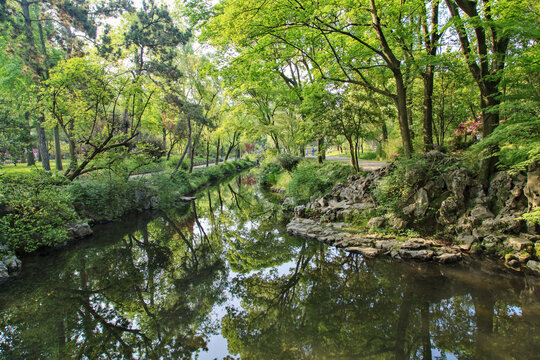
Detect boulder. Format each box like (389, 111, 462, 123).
(403, 188, 430, 217)
(506, 237, 533, 251)
(438, 197, 460, 224)
(470, 205, 495, 221)
(0, 262, 9, 283)
(294, 205, 306, 218)
(368, 216, 386, 229)
(526, 260, 540, 274)
(67, 223, 93, 239)
(444, 168, 471, 199)
(524, 159, 540, 211)
(2, 255, 21, 273)
(282, 197, 295, 211)
(345, 247, 382, 258)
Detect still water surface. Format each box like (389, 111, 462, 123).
(0, 171, 539, 359)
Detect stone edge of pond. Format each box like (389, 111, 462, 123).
(286, 217, 540, 275)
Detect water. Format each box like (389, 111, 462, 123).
(0, 171, 539, 359)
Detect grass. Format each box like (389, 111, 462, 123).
(0, 160, 70, 175)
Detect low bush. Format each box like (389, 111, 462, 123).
(287, 161, 353, 201)
(0, 173, 78, 252)
(277, 153, 301, 172)
(258, 161, 282, 186)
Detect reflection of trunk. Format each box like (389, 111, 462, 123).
(217, 185, 223, 211)
(395, 286, 413, 360)
(172, 118, 191, 177)
(473, 293, 494, 357)
(420, 302, 432, 360)
(163, 214, 198, 265)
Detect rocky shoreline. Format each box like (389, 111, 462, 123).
(286, 151, 540, 274)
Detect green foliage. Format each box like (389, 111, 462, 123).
(0, 174, 77, 252)
(373, 155, 459, 212)
(277, 153, 301, 172)
(258, 160, 282, 186)
(521, 207, 540, 225)
(287, 161, 353, 201)
(69, 176, 150, 222)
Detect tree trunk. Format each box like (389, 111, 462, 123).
(171, 118, 191, 177)
(24, 113, 35, 166)
(422, 71, 435, 152)
(54, 125, 63, 170)
(36, 118, 51, 171)
(317, 137, 325, 164)
(215, 137, 220, 165)
(26, 147, 35, 166)
(206, 139, 209, 167)
(394, 71, 414, 156)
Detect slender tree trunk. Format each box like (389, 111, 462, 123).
(53, 125, 63, 170)
(24, 112, 35, 166)
(172, 119, 191, 177)
(162, 127, 167, 154)
(394, 72, 414, 156)
(206, 138, 209, 167)
(36, 119, 51, 171)
(26, 147, 35, 166)
(317, 137, 325, 164)
(215, 137, 220, 165)
(423, 71, 435, 152)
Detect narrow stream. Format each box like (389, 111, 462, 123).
(0, 170, 539, 359)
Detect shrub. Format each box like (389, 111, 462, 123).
(277, 153, 301, 172)
(259, 161, 282, 186)
(287, 161, 353, 201)
(0, 175, 78, 252)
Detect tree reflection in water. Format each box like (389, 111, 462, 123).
(0, 171, 538, 359)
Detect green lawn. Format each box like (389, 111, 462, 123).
(0, 160, 70, 176)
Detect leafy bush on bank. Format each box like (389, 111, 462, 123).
(287, 160, 353, 201)
(0, 172, 77, 252)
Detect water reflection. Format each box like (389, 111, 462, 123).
(0, 171, 539, 359)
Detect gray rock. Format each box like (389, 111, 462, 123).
(282, 197, 295, 210)
(294, 205, 306, 218)
(508, 259, 519, 267)
(67, 223, 93, 239)
(435, 253, 462, 264)
(524, 159, 540, 211)
(368, 217, 386, 229)
(506, 237, 533, 251)
(345, 247, 382, 258)
(526, 260, 540, 274)
(2, 255, 21, 273)
(397, 249, 434, 261)
(438, 197, 460, 225)
(444, 168, 471, 199)
(389, 216, 407, 230)
(0, 262, 9, 283)
(470, 205, 495, 221)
